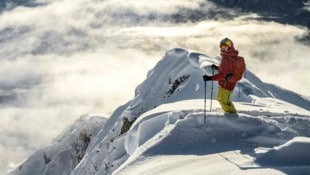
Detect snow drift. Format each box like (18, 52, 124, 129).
(8, 48, 310, 175)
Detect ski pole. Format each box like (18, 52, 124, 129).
(210, 69, 214, 112)
(204, 80, 207, 125)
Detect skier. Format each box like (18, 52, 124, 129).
(203, 38, 246, 113)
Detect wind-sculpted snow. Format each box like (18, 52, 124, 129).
(8, 48, 310, 175)
(123, 99, 310, 155)
(256, 137, 310, 166)
(114, 100, 310, 175)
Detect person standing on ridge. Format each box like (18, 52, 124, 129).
(203, 38, 246, 113)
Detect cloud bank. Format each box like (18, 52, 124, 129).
(1, 0, 309, 174)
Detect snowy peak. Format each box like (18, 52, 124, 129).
(129, 48, 309, 115)
(126, 48, 206, 119)
(8, 48, 310, 175)
(74, 48, 310, 174)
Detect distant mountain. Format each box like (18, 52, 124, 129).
(3, 0, 308, 30)
(209, 0, 310, 29)
(0, 0, 45, 12)
(170, 0, 310, 29)
(8, 48, 310, 175)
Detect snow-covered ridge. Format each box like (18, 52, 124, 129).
(8, 48, 310, 175)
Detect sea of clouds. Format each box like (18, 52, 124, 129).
(1, 0, 309, 174)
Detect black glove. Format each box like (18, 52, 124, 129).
(203, 75, 212, 81)
(211, 64, 218, 70)
(225, 73, 233, 81)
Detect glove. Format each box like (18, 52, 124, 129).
(203, 75, 212, 81)
(225, 73, 233, 81)
(211, 64, 218, 70)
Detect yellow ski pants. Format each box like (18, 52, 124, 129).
(217, 87, 237, 113)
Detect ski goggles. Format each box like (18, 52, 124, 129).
(220, 44, 229, 51)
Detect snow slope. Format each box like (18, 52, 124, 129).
(7, 114, 107, 175)
(8, 48, 310, 175)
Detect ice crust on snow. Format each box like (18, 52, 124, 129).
(8, 48, 310, 175)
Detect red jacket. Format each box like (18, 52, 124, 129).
(211, 50, 243, 91)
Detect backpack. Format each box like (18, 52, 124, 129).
(232, 56, 246, 81)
